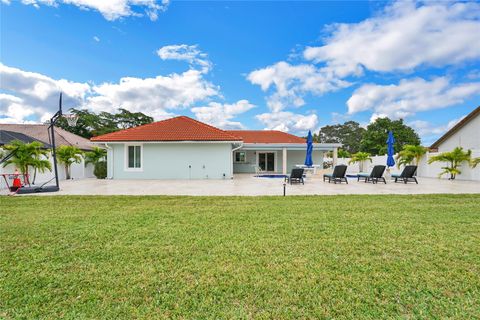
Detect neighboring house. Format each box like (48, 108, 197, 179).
(430, 106, 480, 152)
(0, 124, 94, 181)
(0, 124, 92, 151)
(0, 130, 52, 148)
(421, 105, 480, 181)
(91, 116, 341, 180)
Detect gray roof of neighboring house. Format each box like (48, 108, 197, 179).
(0, 130, 52, 148)
(0, 124, 92, 150)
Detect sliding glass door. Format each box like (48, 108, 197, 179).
(258, 152, 275, 172)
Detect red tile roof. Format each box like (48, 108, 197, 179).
(227, 130, 306, 144)
(90, 116, 242, 142)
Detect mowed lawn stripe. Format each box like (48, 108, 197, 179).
(1, 195, 479, 319)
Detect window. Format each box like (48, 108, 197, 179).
(235, 151, 246, 163)
(126, 145, 142, 170)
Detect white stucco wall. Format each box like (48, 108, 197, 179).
(437, 114, 480, 152)
(108, 143, 233, 180)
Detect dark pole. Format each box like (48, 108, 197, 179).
(283, 182, 286, 196)
(49, 93, 63, 191)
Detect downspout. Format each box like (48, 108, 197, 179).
(105, 143, 114, 179)
(231, 142, 243, 179)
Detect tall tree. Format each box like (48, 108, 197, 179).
(315, 121, 366, 154)
(360, 118, 420, 155)
(115, 108, 154, 129)
(56, 108, 153, 139)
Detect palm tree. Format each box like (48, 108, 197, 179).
(396, 145, 427, 167)
(337, 149, 351, 159)
(428, 147, 472, 180)
(84, 146, 107, 166)
(30, 144, 51, 184)
(2, 141, 51, 184)
(471, 157, 480, 168)
(56, 146, 83, 180)
(348, 152, 372, 172)
(32, 156, 52, 184)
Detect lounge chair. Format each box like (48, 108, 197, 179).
(285, 168, 305, 184)
(357, 165, 386, 184)
(392, 165, 418, 184)
(323, 165, 348, 184)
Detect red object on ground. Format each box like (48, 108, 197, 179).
(11, 169, 22, 191)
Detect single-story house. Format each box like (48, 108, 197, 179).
(0, 124, 94, 181)
(91, 116, 341, 180)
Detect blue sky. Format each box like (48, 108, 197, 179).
(1, 0, 479, 145)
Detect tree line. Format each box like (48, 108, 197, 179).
(56, 108, 154, 139)
(314, 117, 420, 156)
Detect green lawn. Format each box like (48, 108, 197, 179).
(1, 195, 479, 319)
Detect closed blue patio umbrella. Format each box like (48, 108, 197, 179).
(304, 130, 313, 167)
(386, 130, 395, 167)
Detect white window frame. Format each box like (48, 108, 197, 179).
(124, 144, 143, 172)
(234, 151, 247, 163)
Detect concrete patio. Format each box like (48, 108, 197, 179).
(36, 174, 480, 196)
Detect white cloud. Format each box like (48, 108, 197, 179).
(191, 100, 255, 129)
(157, 44, 212, 73)
(247, 61, 350, 112)
(255, 111, 318, 134)
(5, 0, 170, 21)
(409, 116, 465, 145)
(0, 63, 91, 123)
(347, 77, 480, 119)
(86, 70, 219, 119)
(0, 64, 219, 123)
(304, 1, 480, 77)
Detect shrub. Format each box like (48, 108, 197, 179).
(94, 161, 107, 179)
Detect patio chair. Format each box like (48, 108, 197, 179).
(285, 168, 305, 185)
(323, 165, 348, 184)
(252, 165, 264, 176)
(357, 165, 386, 184)
(392, 165, 418, 184)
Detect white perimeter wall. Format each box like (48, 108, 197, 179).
(333, 149, 480, 181)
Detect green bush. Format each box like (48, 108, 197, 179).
(93, 161, 107, 179)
